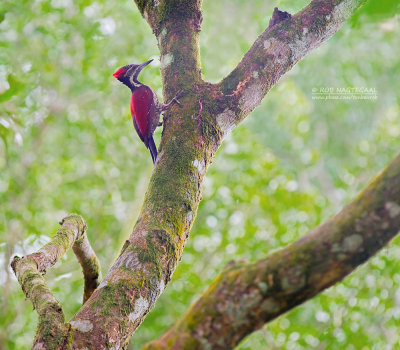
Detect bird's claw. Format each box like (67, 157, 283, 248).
(162, 89, 188, 111)
(173, 89, 188, 107)
(175, 89, 188, 99)
(172, 89, 188, 107)
(173, 97, 182, 106)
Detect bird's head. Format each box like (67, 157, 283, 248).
(113, 59, 153, 90)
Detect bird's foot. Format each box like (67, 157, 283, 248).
(163, 89, 188, 111)
(174, 89, 188, 102)
(172, 97, 181, 106)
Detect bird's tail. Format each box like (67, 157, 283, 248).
(148, 136, 158, 165)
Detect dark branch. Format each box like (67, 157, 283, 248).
(73, 235, 102, 303)
(143, 153, 400, 350)
(215, 0, 366, 137)
(11, 214, 88, 349)
(67, 0, 370, 348)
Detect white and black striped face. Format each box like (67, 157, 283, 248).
(113, 59, 153, 90)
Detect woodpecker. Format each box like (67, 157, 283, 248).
(113, 59, 182, 164)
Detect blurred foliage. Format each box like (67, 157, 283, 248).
(0, 0, 399, 349)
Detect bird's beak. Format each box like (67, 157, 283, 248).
(137, 59, 153, 73)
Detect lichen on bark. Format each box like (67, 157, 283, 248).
(142, 154, 400, 350)
(11, 0, 392, 348)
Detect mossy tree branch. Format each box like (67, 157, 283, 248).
(69, 0, 370, 348)
(12, 0, 381, 348)
(72, 234, 102, 303)
(69, 2, 207, 349)
(134, 0, 203, 96)
(11, 214, 91, 349)
(215, 0, 366, 135)
(142, 153, 400, 350)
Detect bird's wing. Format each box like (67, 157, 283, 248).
(131, 112, 145, 143)
(130, 86, 156, 146)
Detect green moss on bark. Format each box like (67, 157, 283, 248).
(135, 0, 148, 15)
(91, 281, 135, 317)
(156, 0, 201, 27)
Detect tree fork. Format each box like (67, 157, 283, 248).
(11, 214, 99, 349)
(11, 0, 386, 348)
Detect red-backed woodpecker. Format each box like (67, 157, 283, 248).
(113, 59, 182, 164)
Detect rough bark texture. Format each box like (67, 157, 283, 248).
(216, 0, 367, 135)
(11, 0, 393, 349)
(11, 214, 91, 349)
(142, 154, 400, 350)
(73, 234, 102, 303)
(67, 0, 371, 348)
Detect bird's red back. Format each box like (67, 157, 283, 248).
(130, 86, 155, 143)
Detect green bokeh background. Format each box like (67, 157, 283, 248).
(1, 0, 399, 349)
